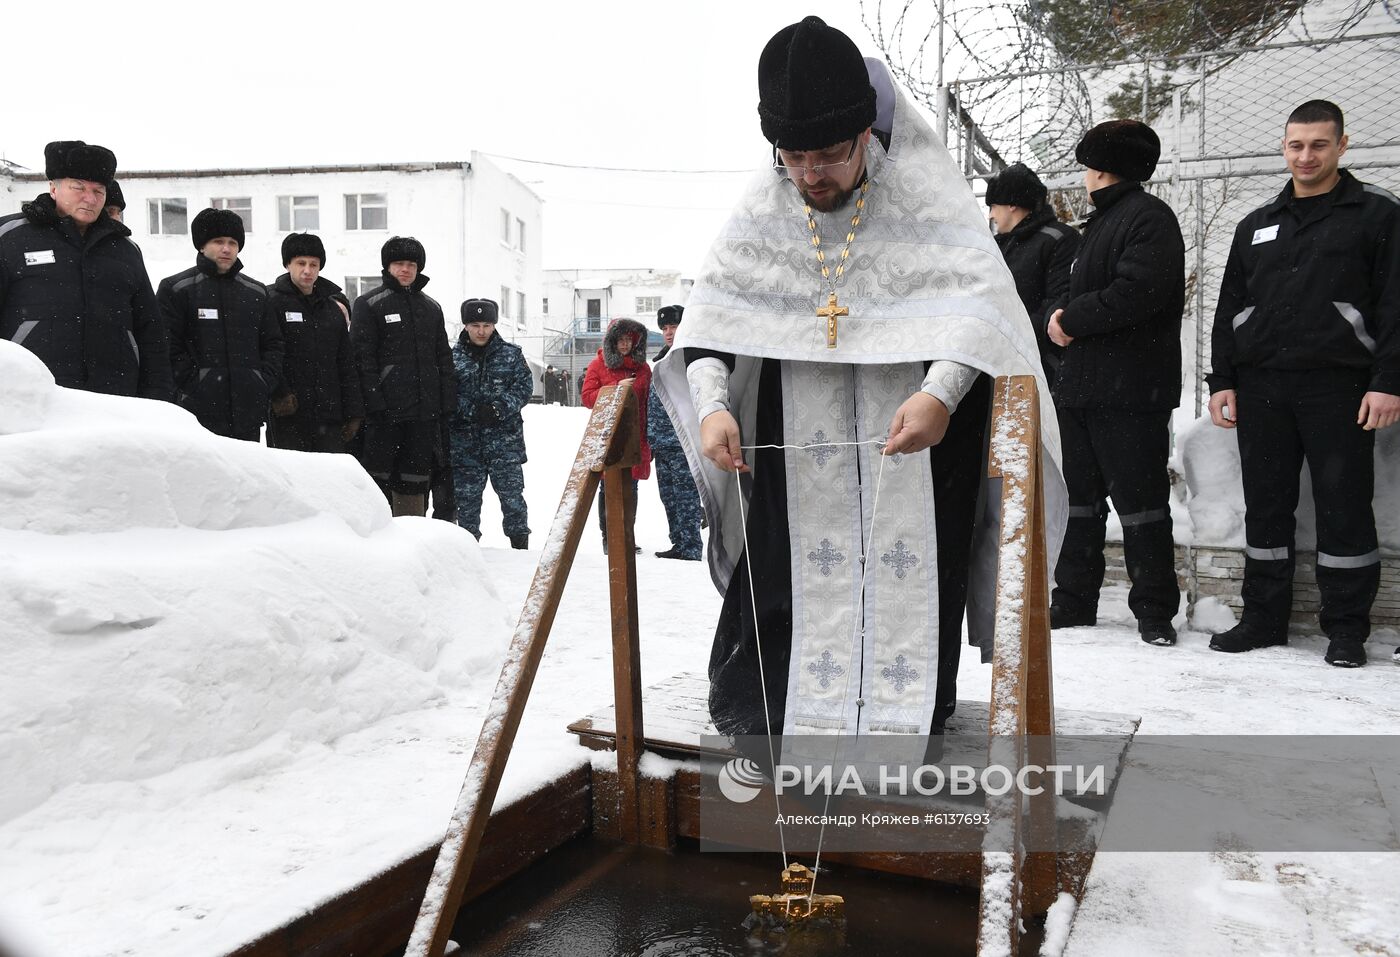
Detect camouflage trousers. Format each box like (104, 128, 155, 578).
(453, 461, 529, 539)
(654, 446, 703, 558)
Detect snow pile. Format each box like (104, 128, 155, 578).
(1177, 409, 1400, 551)
(0, 340, 510, 824)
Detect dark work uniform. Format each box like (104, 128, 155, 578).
(449, 329, 533, 540)
(0, 195, 172, 401)
(1207, 169, 1400, 641)
(1050, 181, 1184, 625)
(995, 206, 1079, 387)
(265, 274, 363, 453)
(159, 256, 283, 441)
(350, 271, 455, 496)
(690, 351, 991, 736)
(648, 343, 704, 559)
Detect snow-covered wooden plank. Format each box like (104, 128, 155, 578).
(404, 382, 640, 957)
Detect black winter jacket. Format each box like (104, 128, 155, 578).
(266, 274, 364, 423)
(1207, 169, 1400, 397)
(0, 195, 172, 400)
(158, 255, 284, 433)
(995, 207, 1079, 382)
(1052, 181, 1185, 410)
(350, 271, 455, 421)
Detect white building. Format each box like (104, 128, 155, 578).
(540, 267, 692, 402)
(1, 152, 547, 370)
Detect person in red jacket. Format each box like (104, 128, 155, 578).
(582, 317, 652, 554)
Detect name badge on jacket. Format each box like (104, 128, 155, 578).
(24, 250, 56, 265)
(285, 312, 304, 323)
(1251, 225, 1280, 245)
(385, 313, 402, 324)
(198, 308, 219, 319)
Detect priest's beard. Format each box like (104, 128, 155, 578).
(796, 178, 858, 213)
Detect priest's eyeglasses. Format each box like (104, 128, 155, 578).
(773, 139, 860, 178)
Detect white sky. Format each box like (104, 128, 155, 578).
(2, 0, 890, 273)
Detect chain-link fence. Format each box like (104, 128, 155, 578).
(945, 28, 1400, 416)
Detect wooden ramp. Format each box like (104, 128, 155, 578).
(396, 374, 1102, 957)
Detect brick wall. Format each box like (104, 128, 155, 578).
(1102, 544, 1400, 628)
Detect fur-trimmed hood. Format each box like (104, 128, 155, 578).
(602, 318, 648, 369)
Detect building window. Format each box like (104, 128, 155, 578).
(345, 275, 382, 300)
(210, 197, 252, 233)
(500, 286, 513, 318)
(635, 296, 661, 315)
(147, 198, 188, 236)
(586, 297, 602, 333)
(542, 297, 549, 316)
(277, 195, 319, 231)
(516, 291, 526, 322)
(516, 218, 526, 253)
(500, 208, 512, 245)
(344, 193, 388, 231)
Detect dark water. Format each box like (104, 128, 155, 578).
(451, 838, 1042, 956)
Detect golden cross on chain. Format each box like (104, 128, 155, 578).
(805, 177, 870, 349)
(815, 292, 848, 349)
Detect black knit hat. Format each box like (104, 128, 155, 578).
(657, 304, 684, 329)
(381, 236, 426, 271)
(44, 140, 117, 183)
(985, 163, 1047, 209)
(105, 180, 126, 211)
(1075, 120, 1161, 182)
(461, 298, 499, 324)
(757, 17, 876, 150)
(191, 207, 245, 250)
(281, 232, 326, 267)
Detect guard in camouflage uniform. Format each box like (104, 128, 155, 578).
(449, 298, 533, 547)
(647, 305, 703, 560)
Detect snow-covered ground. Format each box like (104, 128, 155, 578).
(1, 340, 1397, 956)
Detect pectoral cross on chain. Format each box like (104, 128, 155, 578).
(816, 292, 848, 349)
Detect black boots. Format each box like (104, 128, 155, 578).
(1208, 622, 1288, 653)
(1324, 636, 1367, 668)
(1138, 619, 1177, 646)
(1050, 604, 1096, 629)
(509, 534, 528, 550)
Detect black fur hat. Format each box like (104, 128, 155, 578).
(1075, 120, 1161, 182)
(657, 304, 684, 329)
(106, 180, 126, 211)
(757, 17, 876, 150)
(985, 163, 1047, 209)
(281, 232, 326, 267)
(381, 236, 426, 271)
(461, 298, 499, 324)
(191, 207, 245, 250)
(44, 140, 117, 183)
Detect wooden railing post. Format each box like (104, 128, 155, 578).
(977, 375, 1059, 956)
(403, 381, 642, 957)
(602, 389, 645, 845)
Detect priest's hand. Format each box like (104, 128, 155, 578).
(884, 392, 950, 455)
(700, 409, 749, 473)
(1048, 309, 1074, 347)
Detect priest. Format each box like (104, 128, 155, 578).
(653, 17, 1065, 741)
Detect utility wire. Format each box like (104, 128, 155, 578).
(481, 150, 755, 175)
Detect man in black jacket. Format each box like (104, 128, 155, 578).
(986, 162, 1079, 387)
(158, 208, 283, 440)
(0, 141, 171, 401)
(1206, 100, 1400, 668)
(350, 236, 456, 517)
(266, 233, 363, 453)
(1046, 119, 1185, 646)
